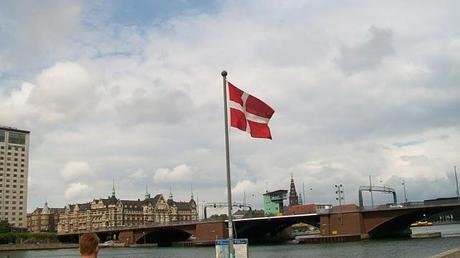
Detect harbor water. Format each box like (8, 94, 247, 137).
(2, 224, 460, 258)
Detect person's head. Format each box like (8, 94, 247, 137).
(80, 233, 99, 258)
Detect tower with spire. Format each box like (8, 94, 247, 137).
(190, 185, 194, 200)
(111, 178, 116, 198)
(168, 186, 173, 200)
(144, 185, 150, 199)
(289, 174, 299, 206)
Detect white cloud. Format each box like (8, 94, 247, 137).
(154, 164, 198, 183)
(64, 182, 93, 201)
(61, 161, 94, 181)
(128, 169, 148, 180)
(0, 1, 83, 73)
(0, 1, 458, 210)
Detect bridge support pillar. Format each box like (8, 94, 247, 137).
(119, 230, 135, 245)
(196, 221, 227, 241)
(320, 205, 365, 237)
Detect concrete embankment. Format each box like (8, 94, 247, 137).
(431, 247, 460, 258)
(0, 243, 78, 251)
(411, 232, 442, 239)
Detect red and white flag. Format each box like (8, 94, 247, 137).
(228, 82, 275, 139)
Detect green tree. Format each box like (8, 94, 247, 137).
(0, 220, 11, 233)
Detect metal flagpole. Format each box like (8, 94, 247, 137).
(221, 70, 234, 258)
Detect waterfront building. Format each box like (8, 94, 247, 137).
(166, 192, 197, 222)
(263, 190, 288, 215)
(57, 189, 198, 233)
(0, 126, 30, 228)
(289, 175, 299, 206)
(27, 202, 64, 232)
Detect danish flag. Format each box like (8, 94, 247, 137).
(228, 82, 275, 139)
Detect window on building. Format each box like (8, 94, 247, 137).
(8, 132, 26, 145)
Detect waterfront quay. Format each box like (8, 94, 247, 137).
(54, 201, 460, 246)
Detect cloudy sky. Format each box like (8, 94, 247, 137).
(1, 0, 460, 213)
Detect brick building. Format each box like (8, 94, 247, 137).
(27, 202, 64, 232)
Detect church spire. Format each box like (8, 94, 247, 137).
(289, 174, 299, 206)
(169, 186, 173, 200)
(145, 184, 150, 199)
(191, 184, 194, 200)
(111, 178, 116, 198)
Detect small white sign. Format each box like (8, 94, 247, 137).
(215, 239, 248, 258)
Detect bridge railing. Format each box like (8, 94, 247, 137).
(57, 219, 203, 235)
(361, 201, 426, 210)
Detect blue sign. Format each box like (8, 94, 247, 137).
(216, 239, 248, 245)
(215, 239, 248, 258)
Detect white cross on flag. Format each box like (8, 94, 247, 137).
(228, 82, 275, 139)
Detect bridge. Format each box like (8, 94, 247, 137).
(57, 201, 460, 245)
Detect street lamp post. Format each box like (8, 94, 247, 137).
(402, 179, 408, 203)
(335, 184, 344, 225)
(454, 166, 459, 202)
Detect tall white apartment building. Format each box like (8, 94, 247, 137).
(0, 126, 29, 228)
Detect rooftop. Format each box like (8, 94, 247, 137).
(0, 125, 30, 134)
(263, 189, 288, 196)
